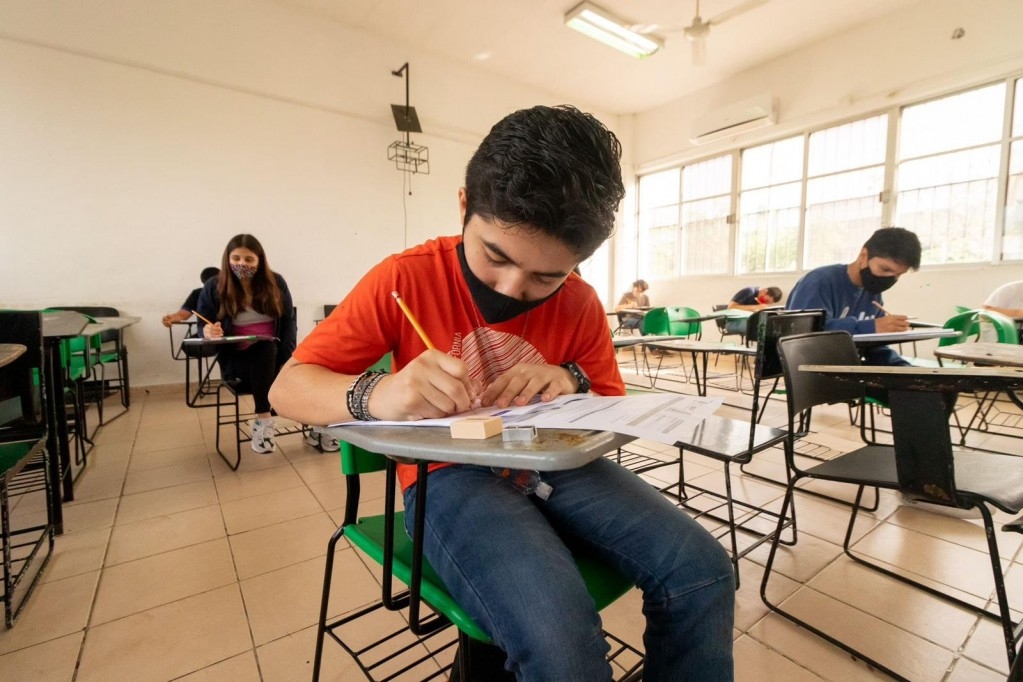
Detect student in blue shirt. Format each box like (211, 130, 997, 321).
(786, 227, 921, 366)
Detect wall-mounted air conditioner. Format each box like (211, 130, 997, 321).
(691, 94, 777, 145)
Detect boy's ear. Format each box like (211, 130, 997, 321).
(457, 188, 468, 226)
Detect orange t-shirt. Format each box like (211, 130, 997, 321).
(293, 235, 625, 489)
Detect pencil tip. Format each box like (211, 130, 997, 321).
(391, 291, 400, 300)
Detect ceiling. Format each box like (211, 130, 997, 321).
(277, 0, 925, 114)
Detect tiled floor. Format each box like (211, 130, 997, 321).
(1, 357, 1021, 681)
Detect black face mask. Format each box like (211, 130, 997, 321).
(859, 265, 898, 295)
(457, 243, 561, 324)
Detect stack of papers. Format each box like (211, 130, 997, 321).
(332, 393, 722, 447)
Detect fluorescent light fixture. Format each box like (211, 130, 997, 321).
(564, 2, 662, 59)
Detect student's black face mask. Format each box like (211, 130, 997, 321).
(859, 257, 898, 295)
(457, 243, 561, 324)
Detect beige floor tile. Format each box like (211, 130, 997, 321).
(766, 587, 955, 680)
(70, 468, 126, 503)
(808, 559, 977, 651)
(0, 571, 99, 655)
(0, 631, 83, 682)
(122, 456, 211, 495)
(888, 505, 1023, 560)
(115, 479, 218, 525)
(58, 497, 119, 533)
(229, 511, 337, 580)
(127, 442, 209, 472)
(89, 538, 236, 625)
(749, 612, 912, 681)
(853, 521, 1007, 604)
(291, 453, 344, 485)
(746, 529, 843, 584)
(734, 558, 799, 632)
(946, 656, 1006, 682)
(241, 549, 380, 645)
(598, 587, 645, 652)
(213, 464, 305, 502)
(76, 584, 251, 682)
(733, 634, 823, 681)
(131, 423, 205, 453)
(105, 504, 225, 566)
(175, 651, 261, 681)
(221, 485, 324, 535)
(40, 526, 111, 583)
(306, 476, 347, 511)
(256, 625, 368, 682)
(961, 616, 1013, 676)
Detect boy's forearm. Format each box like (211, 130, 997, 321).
(270, 360, 357, 426)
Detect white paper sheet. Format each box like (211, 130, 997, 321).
(331, 393, 723, 447)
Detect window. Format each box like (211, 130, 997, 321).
(895, 84, 1006, 264)
(680, 155, 732, 275)
(637, 169, 680, 278)
(1005, 80, 1023, 260)
(738, 136, 803, 273)
(803, 115, 887, 268)
(633, 74, 1023, 275)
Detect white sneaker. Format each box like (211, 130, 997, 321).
(306, 427, 340, 452)
(251, 419, 276, 454)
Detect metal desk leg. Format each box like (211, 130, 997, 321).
(43, 340, 68, 534)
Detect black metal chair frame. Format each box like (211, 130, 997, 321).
(0, 311, 55, 627)
(761, 331, 1023, 678)
(51, 306, 130, 423)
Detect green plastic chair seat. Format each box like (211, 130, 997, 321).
(346, 512, 634, 645)
(0, 440, 40, 477)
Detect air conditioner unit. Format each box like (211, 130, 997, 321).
(691, 94, 777, 145)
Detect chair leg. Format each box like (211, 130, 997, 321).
(214, 385, 242, 471)
(313, 524, 347, 682)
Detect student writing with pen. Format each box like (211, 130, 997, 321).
(786, 227, 920, 366)
(196, 233, 296, 454)
(269, 106, 734, 681)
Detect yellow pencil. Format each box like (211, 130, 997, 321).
(391, 291, 436, 350)
(871, 300, 891, 315)
(191, 310, 216, 326)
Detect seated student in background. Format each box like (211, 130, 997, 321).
(162, 266, 220, 327)
(270, 105, 734, 681)
(197, 234, 295, 454)
(727, 285, 783, 312)
(983, 280, 1023, 318)
(786, 227, 921, 366)
(614, 279, 650, 331)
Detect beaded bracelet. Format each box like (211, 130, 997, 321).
(345, 370, 386, 421)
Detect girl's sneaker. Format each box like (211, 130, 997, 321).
(251, 419, 276, 454)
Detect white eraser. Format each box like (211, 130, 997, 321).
(450, 415, 503, 439)
(502, 425, 538, 442)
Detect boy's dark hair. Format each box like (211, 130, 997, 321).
(463, 105, 625, 259)
(863, 227, 921, 270)
(764, 286, 783, 303)
(633, 279, 649, 292)
(200, 267, 220, 283)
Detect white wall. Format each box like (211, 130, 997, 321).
(621, 0, 1023, 326)
(0, 0, 615, 386)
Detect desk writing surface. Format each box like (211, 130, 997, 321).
(800, 363, 1023, 392)
(642, 339, 755, 356)
(181, 335, 275, 345)
(328, 425, 633, 471)
(0, 344, 26, 369)
(41, 311, 89, 338)
(851, 329, 959, 346)
(933, 343, 1023, 368)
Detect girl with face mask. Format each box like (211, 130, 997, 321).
(195, 234, 296, 455)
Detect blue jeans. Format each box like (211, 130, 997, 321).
(403, 457, 734, 681)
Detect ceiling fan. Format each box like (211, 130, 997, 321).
(632, 0, 769, 66)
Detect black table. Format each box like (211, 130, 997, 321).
(41, 310, 89, 533)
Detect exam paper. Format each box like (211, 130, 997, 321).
(331, 393, 723, 447)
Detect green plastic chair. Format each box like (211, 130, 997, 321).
(978, 310, 1019, 344)
(312, 357, 641, 681)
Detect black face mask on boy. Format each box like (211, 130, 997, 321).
(859, 259, 898, 295)
(456, 243, 561, 324)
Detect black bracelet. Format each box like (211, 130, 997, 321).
(346, 370, 386, 421)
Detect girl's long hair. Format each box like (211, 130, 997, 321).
(217, 234, 283, 319)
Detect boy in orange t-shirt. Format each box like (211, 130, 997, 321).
(270, 105, 734, 681)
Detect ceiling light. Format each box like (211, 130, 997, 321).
(564, 2, 662, 59)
